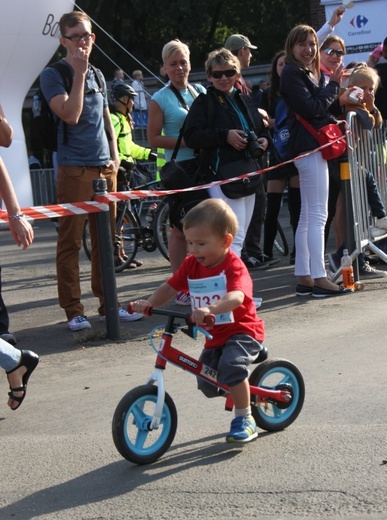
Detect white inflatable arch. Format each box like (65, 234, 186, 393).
(0, 0, 74, 207)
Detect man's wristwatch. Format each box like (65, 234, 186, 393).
(370, 108, 378, 115)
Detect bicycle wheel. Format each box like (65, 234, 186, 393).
(249, 358, 305, 432)
(112, 384, 178, 465)
(153, 199, 171, 262)
(273, 221, 289, 257)
(82, 218, 91, 261)
(115, 207, 139, 272)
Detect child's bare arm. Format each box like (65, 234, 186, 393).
(191, 290, 244, 325)
(132, 282, 177, 314)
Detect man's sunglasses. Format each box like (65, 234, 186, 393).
(323, 48, 345, 57)
(210, 69, 237, 79)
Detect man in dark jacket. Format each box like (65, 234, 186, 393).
(224, 34, 276, 270)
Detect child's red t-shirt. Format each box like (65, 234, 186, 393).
(168, 250, 265, 348)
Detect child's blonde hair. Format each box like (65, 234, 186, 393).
(348, 66, 380, 90)
(182, 199, 238, 238)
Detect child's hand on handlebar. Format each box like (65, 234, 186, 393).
(191, 307, 211, 326)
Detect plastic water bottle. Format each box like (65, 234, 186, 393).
(32, 95, 41, 117)
(145, 202, 158, 223)
(341, 249, 355, 290)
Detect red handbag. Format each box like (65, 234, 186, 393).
(295, 114, 347, 160)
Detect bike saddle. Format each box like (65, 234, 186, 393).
(253, 346, 268, 364)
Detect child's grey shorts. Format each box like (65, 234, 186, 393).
(197, 333, 263, 398)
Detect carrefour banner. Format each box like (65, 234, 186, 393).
(0, 0, 74, 207)
(323, 0, 387, 65)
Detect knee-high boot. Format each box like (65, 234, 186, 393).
(263, 192, 283, 258)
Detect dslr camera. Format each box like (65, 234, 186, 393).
(244, 131, 265, 159)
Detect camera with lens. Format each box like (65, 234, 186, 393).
(244, 131, 265, 159)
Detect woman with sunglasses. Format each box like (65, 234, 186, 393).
(184, 48, 269, 257)
(320, 36, 346, 82)
(280, 25, 352, 298)
(319, 36, 347, 253)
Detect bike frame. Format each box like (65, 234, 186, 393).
(144, 309, 292, 430)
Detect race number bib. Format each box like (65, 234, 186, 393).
(188, 273, 234, 325)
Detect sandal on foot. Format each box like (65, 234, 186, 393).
(8, 386, 27, 410)
(6, 350, 39, 411)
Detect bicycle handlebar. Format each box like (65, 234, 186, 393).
(127, 302, 216, 327)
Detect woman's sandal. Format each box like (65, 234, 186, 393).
(6, 350, 39, 411)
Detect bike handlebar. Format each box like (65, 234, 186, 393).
(127, 302, 216, 327)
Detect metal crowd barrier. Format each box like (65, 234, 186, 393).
(29, 168, 56, 205)
(337, 112, 387, 281)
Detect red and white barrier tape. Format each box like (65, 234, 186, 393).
(0, 134, 348, 223)
(0, 200, 109, 223)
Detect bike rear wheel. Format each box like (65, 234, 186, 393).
(112, 384, 178, 465)
(249, 358, 305, 432)
(153, 199, 170, 262)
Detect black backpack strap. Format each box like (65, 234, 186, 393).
(49, 61, 73, 94)
(89, 64, 105, 95)
(47, 61, 73, 145)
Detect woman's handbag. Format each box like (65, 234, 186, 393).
(218, 157, 262, 199)
(295, 114, 347, 160)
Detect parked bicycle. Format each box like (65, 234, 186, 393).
(112, 306, 305, 465)
(82, 182, 171, 272)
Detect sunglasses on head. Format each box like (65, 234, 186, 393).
(210, 69, 237, 79)
(323, 48, 345, 57)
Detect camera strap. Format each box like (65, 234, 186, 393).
(168, 84, 203, 160)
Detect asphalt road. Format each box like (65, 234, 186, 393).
(1, 214, 387, 520)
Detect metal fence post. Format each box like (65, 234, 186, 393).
(93, 178, 120, 340)
(340, 161, 359, 280)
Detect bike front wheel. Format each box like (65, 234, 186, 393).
(249, 358, 305, 432)
(153, 199, 171, 262)
(112, 384, 178, 465)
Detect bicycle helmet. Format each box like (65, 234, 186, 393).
(110, 82, 138, 102)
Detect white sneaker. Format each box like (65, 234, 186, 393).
(359, 262, 387, 279)
(370, 226, 387, 238)
(375, 216, 387, 230)
(99, 307, 143, 322)
(68, 315, 91, 331)
(253, 297, 263, 309)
